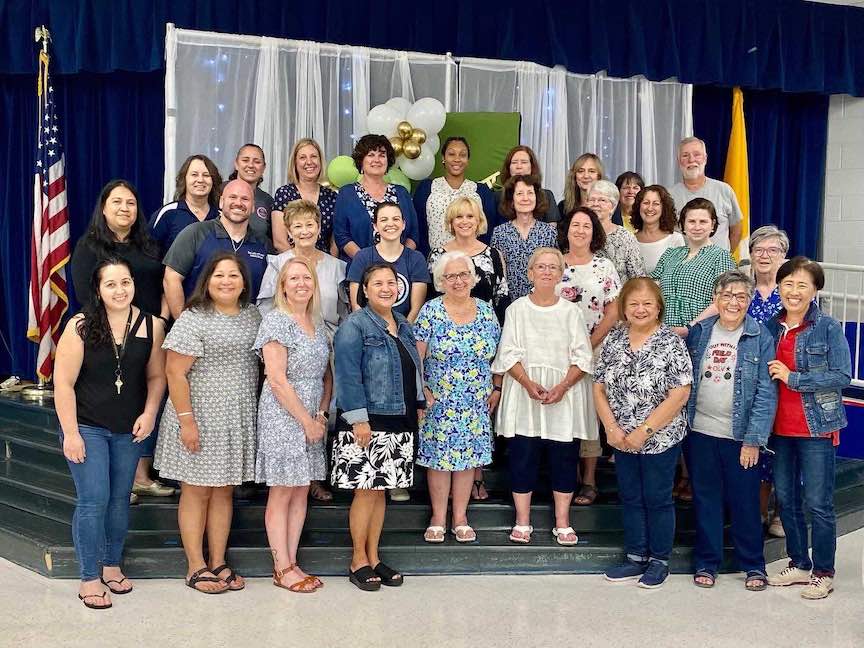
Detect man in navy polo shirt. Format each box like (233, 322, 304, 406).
(162, 179, 268, 318)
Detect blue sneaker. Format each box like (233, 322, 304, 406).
(604, 560, 648, 582)
(637, 560, 669, 589)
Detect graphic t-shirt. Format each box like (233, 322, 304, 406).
(347, 246, 430, 317)
(691, 322, 743, 440)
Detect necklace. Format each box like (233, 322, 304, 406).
(230, 237, 245, 254)
(111, 309, 134, 395)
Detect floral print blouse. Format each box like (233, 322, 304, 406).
(489, 220, 558, 300)
(555, 255, 621, 335)
(598, 226, 645, 283)
(748, 286, 782, 324)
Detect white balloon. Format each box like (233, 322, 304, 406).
(406, 97, 447, 135)
(385, 97, 411, 119)
(398, 146, 435, 181)
(425, 134, 441, 156)
(366, 104, 401, 137)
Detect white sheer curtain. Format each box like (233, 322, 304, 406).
(165, 25, 690, 203)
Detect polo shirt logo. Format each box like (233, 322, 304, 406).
(247, 251, 266, 260)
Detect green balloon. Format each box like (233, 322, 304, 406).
(384, 167, 412, 192)
(327, 156, 359, 188)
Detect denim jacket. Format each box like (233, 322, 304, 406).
(333, 306, 425, 424)
(686, 315, 778, 447)
(765, 303, 852, 435)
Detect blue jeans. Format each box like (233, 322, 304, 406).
(62, 425, 141, 581)
(613, 443, 681, 564)
(685, 432, 765, 575)
(772, 435, 837, 577)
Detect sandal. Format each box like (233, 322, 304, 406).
(509, 524, 533, 544)
(676, 478, 693, 502)
(693, 570, 716, 588)
(424, 525, 446, 543)
(100, 576, 133, 595)
(211, 564, 245, 591)
(373, 562, 403, 587)
(78, 591, 112, 610)
(349, 565, 381, 592)
(274, 564, 318, 594)
(309, 481, 334, 502)
(471, 479, 489, 501)
(745, 571, 768, 592)
(185, 567, 228, 594)
(452, 525, 477, 543)
(574, 484, 598, 506)
(552, 526, 579, 546)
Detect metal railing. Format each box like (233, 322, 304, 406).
(819, 262, 864, 388)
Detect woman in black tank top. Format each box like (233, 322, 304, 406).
(54, 258, 166, 609)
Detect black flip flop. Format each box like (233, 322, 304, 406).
(185, 567, 228, 594)
(78, 591, 112, 610)
(693, 570, 716, 588)
(349, 565, 381, 592)
(101, 576, 133, 595)
(373, 562, 403, 587)
(211, 563, 245, 591)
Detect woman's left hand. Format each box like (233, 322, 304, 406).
(623, 427, 649, 451)
(740, 445, 760, 469)
(131, 413, 155, 443)
(486, 390, 501, 414)
(767, 360, 791, 384)
(541, 383, 568, 406)
(417, 408, 426, 422)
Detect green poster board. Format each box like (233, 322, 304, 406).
(429, 112, 521, 188)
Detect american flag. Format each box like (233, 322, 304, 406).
(27, 48, 70, 382)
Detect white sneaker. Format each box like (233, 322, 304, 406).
(801, 575, 833, 599)
(768, 566, 810, 587)
(767, 516, 785, 538)
(389, 488, 410, 502)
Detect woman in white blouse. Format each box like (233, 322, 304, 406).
(492, 248, 596, 546)
(633, 185, 685, 274)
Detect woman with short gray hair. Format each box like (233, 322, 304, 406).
(685, 269, 778, 591)
(748, 225, 789, 324)
(415, 252, 501, 543)
(586, 180, 646, 283)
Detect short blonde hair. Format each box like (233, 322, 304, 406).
(431, 251, 479, 292)
(527, 247, 564, 273)
(273, 257, 322, 325)
(282, 199, 321, 229)
(286, 138, 325, 185)
(445, 197, 488, 237)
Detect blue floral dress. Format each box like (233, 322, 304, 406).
(414, 298, 500, 471)
(748, 287, 782, 323)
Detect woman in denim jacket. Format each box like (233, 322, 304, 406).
(764, 257, 852, 600)
(332, 262, 425, 591)
(685, 270, 778, 591)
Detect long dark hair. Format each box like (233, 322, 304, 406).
(85, 179, 159, 259)
(184, 251, 252, 312)
(76, 257, 133, 348)
(558, 207, 606, 254)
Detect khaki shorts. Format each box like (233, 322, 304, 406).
(580, 438, 602, 458)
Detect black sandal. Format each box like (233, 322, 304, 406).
(574, 484, 598, 506)
(471, 479, 489, 501)
(349, 565, 381, 592)
(745, 571, 768, 591)
(100, 576, 133, 595)
(373, 562, 403, 587)
(185, 567, 228, 594)
(78, 591, 112, 610)
(211, 564, 245, 591)
(693, 570, 716, 588)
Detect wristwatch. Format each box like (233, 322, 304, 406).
(641, 424, 655, 437)
(316, 410, 329, 420)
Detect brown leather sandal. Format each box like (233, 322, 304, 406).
(273, 563, 319, 594)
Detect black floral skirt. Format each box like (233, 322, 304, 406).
(331, 429, 414, 490)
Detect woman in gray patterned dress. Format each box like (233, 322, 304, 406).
(255, 257, 332, 593)
(154, 251, 261, 594)
(586, 179, 646, 283)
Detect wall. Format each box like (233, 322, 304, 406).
(822, 94, 864, 264)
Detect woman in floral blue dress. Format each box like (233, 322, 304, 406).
(415, 251, 501, 543)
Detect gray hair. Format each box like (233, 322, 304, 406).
(713, 269, 755, 297)
(678, 136, 707, 155)
(587, 179, 620, 206)
(431, 250, 478, 292)
(749, 225, 790, 255)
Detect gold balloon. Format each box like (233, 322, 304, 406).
(402, 140, 421, 159)
(409, 128, 427, 145)
(389, 136, 404, 157)
(397, 121, 414, 139)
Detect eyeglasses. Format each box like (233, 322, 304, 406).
(717, 292, 751, 304)
(443, 271, 472, 284)
(752, 247, 783, 257)
(588, 196, 613, 205)
(532, 264, 561, 272)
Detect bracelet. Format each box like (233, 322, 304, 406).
(177, 411, 193, 417)
(492, 385, 502, 392)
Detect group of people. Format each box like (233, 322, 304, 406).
(54, 133, 851, 608)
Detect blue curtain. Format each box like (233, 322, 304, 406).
(0, 71, 164, 377)
(692, 86, 829, 261)
(3, 0, 864, 94)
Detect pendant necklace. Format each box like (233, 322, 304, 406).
(112, 309, 134, 395)
(231, 236, 245, 254)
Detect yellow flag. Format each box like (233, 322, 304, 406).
(723, 87, 750, 262)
